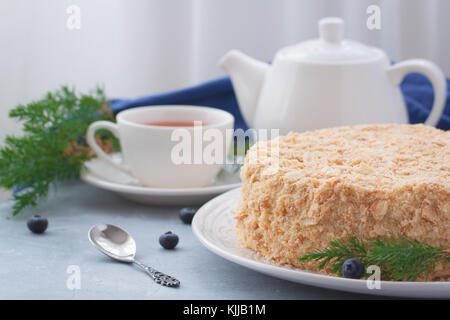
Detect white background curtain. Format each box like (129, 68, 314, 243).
(1, 0, 449, 142)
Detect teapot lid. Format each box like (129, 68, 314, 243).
(278, 17, 382, 63)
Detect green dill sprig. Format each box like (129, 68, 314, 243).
(298, 237, 450, 281)
(0, 86, 118, 215)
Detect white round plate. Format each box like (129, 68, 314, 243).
(192, 188, 450, 298)
(80, 154, 241, 206)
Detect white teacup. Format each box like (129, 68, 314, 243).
(86, 106, 234, 188)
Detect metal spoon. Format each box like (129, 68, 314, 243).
(88, 224, 180, 287)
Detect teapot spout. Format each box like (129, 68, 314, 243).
(220, 50, 269, 128)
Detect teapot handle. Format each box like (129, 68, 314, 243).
(387, 59, 446, 127)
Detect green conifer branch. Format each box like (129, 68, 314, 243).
(0, 86, 117, 215)
(298, 237, 449, 281)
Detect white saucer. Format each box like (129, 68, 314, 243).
(192, 188, 450, 298)
(81, 153, 241, 206)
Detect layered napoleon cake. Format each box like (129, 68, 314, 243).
(234, 124, 450, 280)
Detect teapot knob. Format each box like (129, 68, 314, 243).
(319, 17, 344, 44)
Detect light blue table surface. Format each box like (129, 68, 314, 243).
(0, 182, 383, 300)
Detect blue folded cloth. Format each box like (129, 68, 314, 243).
(110, 74, 450, 130)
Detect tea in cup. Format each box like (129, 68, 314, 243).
(86, 106, 234, 188)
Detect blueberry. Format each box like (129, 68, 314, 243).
(159, 231, 179, 249)
(342, 258, 365, 279)
(27, 215, 48, 234)
(13, 185, 30, 196)
(179, 207, 197, 224)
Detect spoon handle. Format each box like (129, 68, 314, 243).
(133, 260, 180, 287)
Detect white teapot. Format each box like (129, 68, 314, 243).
(220, 17, 446, 134)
